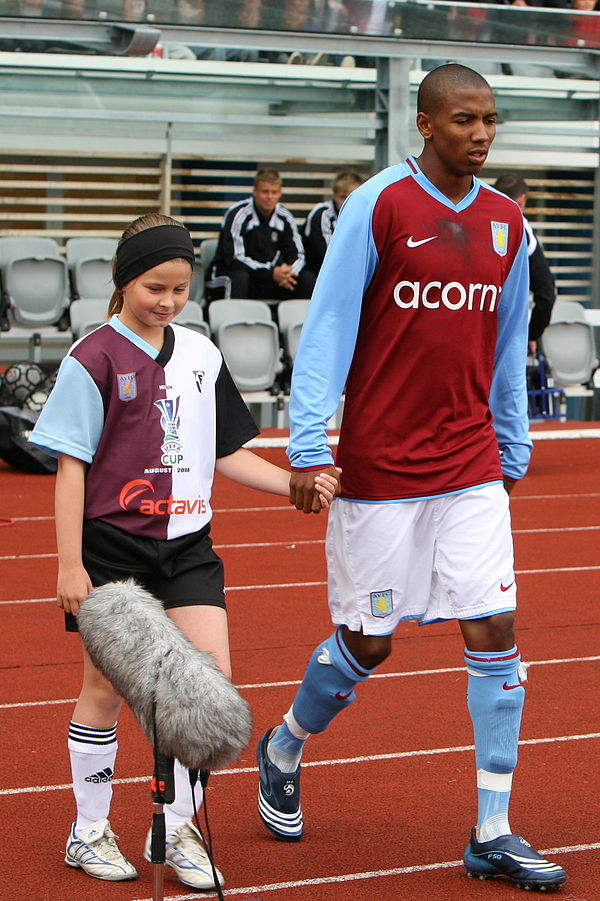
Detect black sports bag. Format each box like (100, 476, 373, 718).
(0, 405, 57, 475)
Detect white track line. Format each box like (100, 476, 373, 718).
(0, 697, 79, 709)
(529, 430, 600, 441)
(3, 731, 600, 797)
(2, 524, 600, 561)
(3, 491, 600, 524)
(0, 539, 320, 561)
(3, 654, 600, 711)
(2, 561, 600, 607)
(0, 552, 57, 560)
(132, 842, 600, 901)
(238, 654, 600, 691)
(513, 525, 600, 534)
(126, 841, 600, 901)
(512, 492, 600, 501)
(519, 565, 600, 574)
(247, 430, 600, 449)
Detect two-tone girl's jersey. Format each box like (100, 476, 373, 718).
(288, 156, 532, 501)
(30, 317, 258, 538)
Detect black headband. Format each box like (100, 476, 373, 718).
(114, 224, 195, 289)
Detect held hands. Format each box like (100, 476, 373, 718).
(290, 465, 342, 514)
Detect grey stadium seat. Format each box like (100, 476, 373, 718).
(200, 238, 218, 284)
(541, 300, 598, 387)
(208, 299, 280, 392)
(277, 298, 310, 363)
(202, 238, 231, 300)
(69, 298, 109, 339)
(66, 237, 117, 301)
(0, 236, 70, 328)
(189, 262, 205, 308)
(174, 301, 209, 337)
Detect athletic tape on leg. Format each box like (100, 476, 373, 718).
(292, 628, 372, 734)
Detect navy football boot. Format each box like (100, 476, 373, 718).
(256, 728, 303, 841)
(464, 828, 566, 891)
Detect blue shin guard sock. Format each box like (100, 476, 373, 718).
(274, 628, 373, 750)
(465, 646, 526, 842)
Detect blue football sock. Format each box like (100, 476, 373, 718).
(287, 628, 373, 737)
(465, 646, 526, 842)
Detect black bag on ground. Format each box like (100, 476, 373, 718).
(0, 406, 57, 474)
(0, 362, 58, 474)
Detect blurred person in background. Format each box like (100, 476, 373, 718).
(302, 170, 363, 277)
(494, 173, 556, 354)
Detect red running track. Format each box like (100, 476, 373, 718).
(1, 429, 600, 901)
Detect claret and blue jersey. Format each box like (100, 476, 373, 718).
(288, 156, 532, 501)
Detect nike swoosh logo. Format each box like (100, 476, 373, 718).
(500, 582, 515, 592)
(503, 681, 521, 690)
(335, 689, 353, 700)
(407, 235, 438, 247)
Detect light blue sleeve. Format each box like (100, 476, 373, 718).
(490, 230, 533, 481)
(287, 187, 380, 469)
(28, 355, 104, 463)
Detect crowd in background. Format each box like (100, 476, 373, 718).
(13, 0, 600, 27)
(7, 0, 598, 71)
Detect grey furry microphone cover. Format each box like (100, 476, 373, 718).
(77, 580, 252, 770)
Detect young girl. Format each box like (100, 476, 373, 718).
(29, 213, 339, 890)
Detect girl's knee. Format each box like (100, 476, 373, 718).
(79, 674, 122, 721)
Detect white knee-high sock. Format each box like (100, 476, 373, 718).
(68, 721, 118, 833)
(164, 759, 204, 835)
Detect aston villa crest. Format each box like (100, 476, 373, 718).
(491, 221, 509, 257)
(370, 589, 393, 618)
(117, 372, 137, 401)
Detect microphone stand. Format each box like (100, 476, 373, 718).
(150, 699, 175, 901)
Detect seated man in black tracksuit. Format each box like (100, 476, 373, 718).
(302, 170, 363, 279)
(210, 168, 316, 300)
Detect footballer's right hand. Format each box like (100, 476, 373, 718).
(290, 465, 341, 514)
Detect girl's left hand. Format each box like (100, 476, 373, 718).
(314, 467, 342, 509)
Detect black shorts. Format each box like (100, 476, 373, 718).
(65, 518, 225, 632)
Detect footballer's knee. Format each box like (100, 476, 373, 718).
(341, 626, 392, 670)
(460, 611, 515, 652)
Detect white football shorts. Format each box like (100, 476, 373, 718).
(326, 483, 516, 635)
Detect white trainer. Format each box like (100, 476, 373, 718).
(144, 819, 224, 890)
(65, 818, 138, 881)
